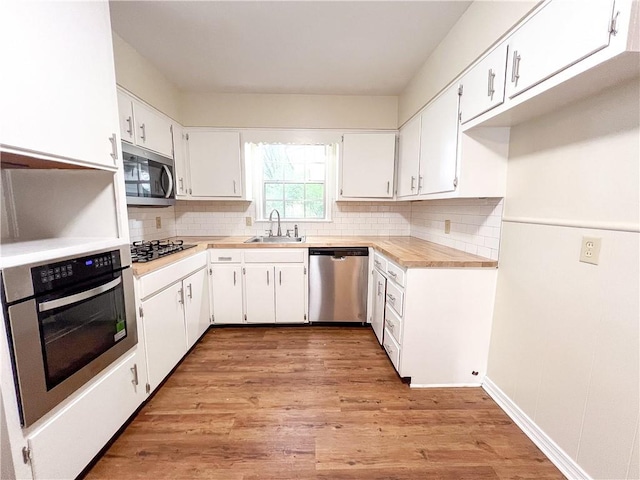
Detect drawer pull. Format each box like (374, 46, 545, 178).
(374, 260, 382, 269)
(383, 343, 392, 355)
(388, 270, 397, 278)
(387, 293, 396, 302)
(218, 257, 232, 261)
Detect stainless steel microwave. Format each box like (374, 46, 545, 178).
(122, 142, 175, 207)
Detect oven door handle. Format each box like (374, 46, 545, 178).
(38, 277, 122, 313)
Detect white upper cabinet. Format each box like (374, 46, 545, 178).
(418, 84, 461, 195)
(0, 1, 119, 168)
(340, 133, 396, 199)
(133, 102, 174, 158)
(396, 116, 422, 198)
(460, 43, 509, 123)
(117, 89, 174, 158)
(186, 130, 243, 198)
(505, 0, 615, 99)
(172, 124, 190, 197)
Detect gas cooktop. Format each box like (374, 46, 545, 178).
(130, 239, 196, 263)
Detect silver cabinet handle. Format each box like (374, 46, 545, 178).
(384, 343, 392, 355)
(374, 260, 381, 269)
(179, 177, 184, 193)
(279, 270, 282, 286)
(125, 116, 133, 136)
(377, 281, 382, 296)
(387, 321, 394, 332)
(178, 288, 184, 304)
(418, 176, 423, 192)
(386, 181, 390, 194)
(218, 256, 232, 261)
(109, 133, 118, 161)
(187, 283, 193, 299)
(267, 270, 270, 285)
(488, 68, 496, 98)
(140, 123, 146, 141)
(387, 293, 396, 302)
(410, 176, 416, 190)
(511, 51, 521, 84)
(39, 276, 121, 312)
(233, 180, 237, 194)
(130, 364, 139, 386)
(233, 271, 237, 286)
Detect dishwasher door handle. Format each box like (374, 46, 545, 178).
(331, 256, 346, 261)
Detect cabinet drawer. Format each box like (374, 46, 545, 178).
(373, 251, 387, 272)
(386, 261, 406, 287)
(210, 249, 242, 263)
(139, 251, 207, 299)
(382, 327, 401, 372)
(244, 249, 304, 263)
(384, 304, 402, 345)
(385, 281, 404, 317)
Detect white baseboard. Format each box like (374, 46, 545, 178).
(410, 382, 482, 388)
(482, 377, 591, 480)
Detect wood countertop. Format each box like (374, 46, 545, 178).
(132, 236, 497, 276)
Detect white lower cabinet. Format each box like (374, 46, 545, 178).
(244, 265, 277, 324)
(373, 249, 497, 386)
(210, 264, 244, 324)
(210, 249, 308, 324)
(27, 348, 145, 480)
(138, 252, 210, 393)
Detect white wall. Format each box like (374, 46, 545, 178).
(398, 1, 537, 125)
(112, 33, 182, 122)
(180, 92, 398, 129)
(487, 79, 640, 480)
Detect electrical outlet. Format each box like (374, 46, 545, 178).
(444, 219, 451, 234)
(579, 236, 601, 265)
(155, 216, 162, 229)
(245, 217, 252, 226)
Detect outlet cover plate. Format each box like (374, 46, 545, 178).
(155, 216, 162, 229)
(579, 236, 601, 265)
(444, 219, 451, 234)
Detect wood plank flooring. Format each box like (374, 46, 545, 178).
(85, 327, 564, 479)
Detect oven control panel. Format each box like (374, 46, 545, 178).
(32, 250, 122, 294)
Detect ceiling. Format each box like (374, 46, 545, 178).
(109, 1, 471, 96)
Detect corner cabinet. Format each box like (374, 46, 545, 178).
(210, 249, 308, 324)
(339, 133, 396, 199)
(185, 130, 244, 199)
(137, 252, 210, 393)
(0, 1, 119, 168)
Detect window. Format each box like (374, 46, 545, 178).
(248, 143, 334, 221)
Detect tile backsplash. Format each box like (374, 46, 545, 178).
(410, 198, 503, 260)
(127, 198, 503, 260)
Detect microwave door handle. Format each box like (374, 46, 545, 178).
(161, 165, 173, 198)
(38, 277, 122, 313)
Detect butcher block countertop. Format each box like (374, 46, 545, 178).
(132, 236, 498, 276)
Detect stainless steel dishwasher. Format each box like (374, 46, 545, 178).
(308, 247, 369, 323)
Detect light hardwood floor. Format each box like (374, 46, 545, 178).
(85, 327, 564, 479)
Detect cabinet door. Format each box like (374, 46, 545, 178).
(133, 102, 174, 158)
(27, 350, 144, 480)
(172, 124, 190, 197)
(371, 270, 386, 345)
(243, 265, 275, 324)
(141, 282, 186, 392)
(187, 131, 242, 197)
(275, 265, 306, 323)
(460, 43, 509, 123)
(396, 116, 421, 198)
(117, 90, 135, 144)
(505, 0, 614, 98)
(184, 268, 211, 349)
(211, 265, 244, 324)
(419, 85, 461, 195)
(341, 133, 396, 198)
(0, 1, 118, 168)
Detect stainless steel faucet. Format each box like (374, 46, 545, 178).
(268, 209, 282, 236)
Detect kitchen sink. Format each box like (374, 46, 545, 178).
(244, 236, 306, 244)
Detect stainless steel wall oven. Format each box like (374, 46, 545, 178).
(1, 245, 136, 427)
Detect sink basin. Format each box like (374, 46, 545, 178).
(244, 236, 306, 244)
